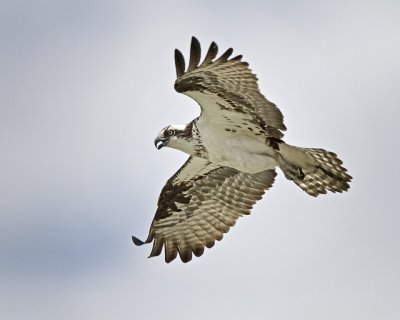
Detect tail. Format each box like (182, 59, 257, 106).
(277, 143, 352, 197)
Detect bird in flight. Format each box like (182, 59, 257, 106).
(132, 37, 351, 263)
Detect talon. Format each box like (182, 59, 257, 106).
(281, 163, 305, 181)
(297, 168, 305, 180)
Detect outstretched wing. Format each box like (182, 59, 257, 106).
(132, 157, 276, 263)
(174, 36, 286, 139)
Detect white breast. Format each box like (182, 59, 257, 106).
(201, 129, 277, 173)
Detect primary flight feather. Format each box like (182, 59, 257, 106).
(132, 37, 352, 263)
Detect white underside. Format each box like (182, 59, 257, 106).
(200, 128, 278, 174)
(185, 91, 279, 174)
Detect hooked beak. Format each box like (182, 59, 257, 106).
(154, 136, 169, 150)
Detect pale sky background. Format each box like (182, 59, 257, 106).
(1, 1, 399, 319)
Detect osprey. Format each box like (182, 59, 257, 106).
(132, 37, 351, 263)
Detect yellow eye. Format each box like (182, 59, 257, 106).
(167, 129, 175, 136)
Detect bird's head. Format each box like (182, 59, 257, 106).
(154, 123, 196, 155)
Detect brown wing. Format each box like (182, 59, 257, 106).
(132, 157, 277, 263)
(174, 36, 286, 139)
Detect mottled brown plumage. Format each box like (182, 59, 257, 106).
(133, 157, 276, 263)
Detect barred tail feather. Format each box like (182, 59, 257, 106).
(295, 148, 352, 196)
(278, 144, 352, 197)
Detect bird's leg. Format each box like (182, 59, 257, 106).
(276, 154, 305, 181)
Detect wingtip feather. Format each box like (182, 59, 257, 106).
(217, 47, 233, 62)
(201, 41, 218, 65)
(174, 48, 185, 78)
(132, 235, 145, 246)
(187, 36, 201, 72)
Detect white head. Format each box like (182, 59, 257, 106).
(154, 123, 197, 156)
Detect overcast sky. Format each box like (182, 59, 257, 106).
(1, 1, 399, 319)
